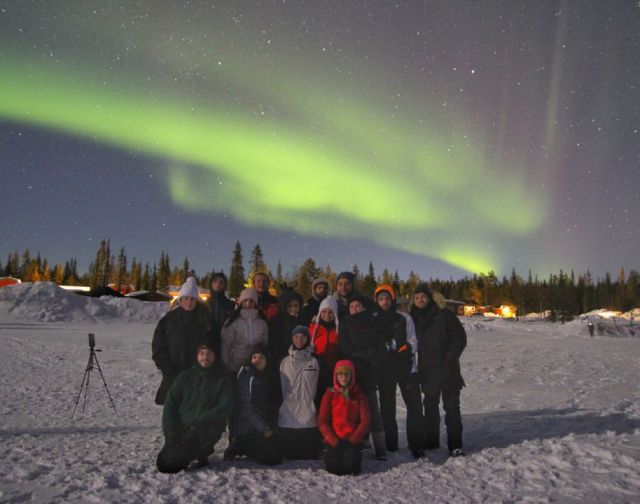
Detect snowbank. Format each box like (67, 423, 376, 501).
(0, 282, 169, 323)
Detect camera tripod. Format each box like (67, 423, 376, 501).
(72, 337, 118, 418)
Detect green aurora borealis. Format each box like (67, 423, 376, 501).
(2, 2, 637, 276)
(0, 54, 543, 273)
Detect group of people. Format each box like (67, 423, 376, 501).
(152, 270, 467, 475)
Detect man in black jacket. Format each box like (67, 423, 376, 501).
(207, 272, 235, 339)
(410, 284, 467, 457)
(152, 277, 219, 405)
(374, 285, 425, 457)
(299, 278, 330, 325)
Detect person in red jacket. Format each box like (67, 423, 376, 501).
(318, 360, 371, 476)
(309, 296, 340, 377)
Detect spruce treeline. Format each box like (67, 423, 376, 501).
(2, 243, 638, 313)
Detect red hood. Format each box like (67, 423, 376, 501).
(333, 359, 357, 392)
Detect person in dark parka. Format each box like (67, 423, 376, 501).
(253, 272, 280, 323)
(374, 285, 425, 457)
(270, 289, 304, 363)
(299, 278, 331, 325)
(207, 272, 236, 339)
(226, 343, 282, 465)
(156, 343, 233, 473)
(152, 277, 219, 405)
(410, 283, 467, 456)
(339, 296, 387, 460)
(333, 271, 375, 322)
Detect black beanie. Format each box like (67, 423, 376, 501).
(337, 271, 356, 288)
(412, 283, 432, 299)
(211, 271, 227, 283)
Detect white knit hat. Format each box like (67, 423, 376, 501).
(238, 287, 258, 304)
(178, 277, 199, 299)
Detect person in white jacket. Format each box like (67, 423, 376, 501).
(221, 288, 269, 373)
(277, 325, 324, 459)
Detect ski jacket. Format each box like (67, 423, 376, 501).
(270, 290, 304, 362)
(318, 360, 371, 447)
(378, 309, 418, 381)
(410, 302, 467, 393)
(162, 363, 233, 446)
(278, 346, 320, 429)
(152, 304, 218, 404)
(207, 292, 236, 335)
(234, 364, 274, 437)
(309, 321, 340, 373)
(221, 309, 269, 373)
(338, 309, 386, 391)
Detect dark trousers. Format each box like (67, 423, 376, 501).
(379, 376, 425, 451)
(157, 423, 225, 473)
(324, 443, 363, 476)
(422, 386, 463, 451)
(237, 432, 282, 466)
(279, 427, 322, 460)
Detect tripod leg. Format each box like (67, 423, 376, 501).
(82, 358, 92, 413)
(93, 353, 118, 415)
(72, 355, 94, 418)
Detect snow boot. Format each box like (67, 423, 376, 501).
(372, 432, 387, 461)
(449, 448, 465, 457)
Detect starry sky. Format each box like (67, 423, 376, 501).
(1, 1, 638, 279)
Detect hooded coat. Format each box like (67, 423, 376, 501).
(270, 290, 304, 361)
(152, 304, 218, 404)
(277, 345, 321, 429)
(162, 361, 233, 447)
(299, 278, 331, 325)
(338, 308, 386, 392)
(318, 360, 371, 447)
(410, 301, 467, 394)
(207, 291, 236, 335)
(308, 296, 340, 372)
(221, 309, 269, 373)
(378, 308, 417, 381)
(233, 363, 274, 437)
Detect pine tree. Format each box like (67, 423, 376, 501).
(157, 251, 170, 288)
(151, 264, 158, 291)
(295, 258, 320, 297)
(115, 247, 127, 291)
(53, 264, 64, 284)
(140, 263, 150, 290)
(41, 259, 51, 281)
(181, 257, 191, 283)
(130, 259, 142, 290)
(249, 244, 266, 276)
(228, 241, 245, 298)
(20, 249, 32, 281)
(362, 261, 377, 297)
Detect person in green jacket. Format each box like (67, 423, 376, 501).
(156, 342, 234, 473)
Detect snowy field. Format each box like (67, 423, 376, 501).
(1, 284, 639, 503)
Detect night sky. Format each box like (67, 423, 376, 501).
(1, 1, 638, 279)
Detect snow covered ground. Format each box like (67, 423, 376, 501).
(0, 284, 639, 503)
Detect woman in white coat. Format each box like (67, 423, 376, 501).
(277, 325, 324, 459)
(221, 288, 269, 373)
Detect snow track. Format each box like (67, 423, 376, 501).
(0, 310, 639, 502)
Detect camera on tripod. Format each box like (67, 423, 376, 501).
(72, 333, 117, 418)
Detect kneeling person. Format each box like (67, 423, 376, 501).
(227, 344, 282, 465)
(156, 343, 233, 473)
(318, 360, 371, 476)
